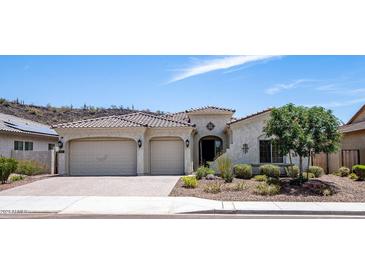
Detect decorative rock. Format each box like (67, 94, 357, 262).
(206, 174, 216, 180)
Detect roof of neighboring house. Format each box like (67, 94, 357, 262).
(0, 112, 58, 137)
(340, 120, 365, 133)
(53, 112, 194, 129)
(185, 106, 236, 114)
(227, 108, 272, 125)
(347, 104, 365, 124)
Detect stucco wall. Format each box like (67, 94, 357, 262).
(352, 108, 365, 123)
(11, 150, 54, 173)
(0, 132, 57, 158)
(189, 114, 232, 169)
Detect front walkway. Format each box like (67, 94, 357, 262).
(1, 196, 365, 216)
(0, 176, 179, 197)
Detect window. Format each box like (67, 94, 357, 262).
(48, 144, 55, 150)
(14, 141, 24, 151)
(25, 142, 33, 151)
(259, 140, 284, 163)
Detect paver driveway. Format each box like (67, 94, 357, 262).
(0, 176, 180, 197)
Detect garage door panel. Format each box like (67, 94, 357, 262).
(70, 140, 137, 176)
(151, 140, 184, 175)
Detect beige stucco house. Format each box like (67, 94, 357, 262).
(0, 113, 58, 171)
(54, 106, 304, 176)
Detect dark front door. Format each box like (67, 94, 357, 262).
(201, 139, 216, 164)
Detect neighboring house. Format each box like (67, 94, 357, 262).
(0, 113, 59, 163)
(313, 104, 365, 173)
(53, 106, 306, 176)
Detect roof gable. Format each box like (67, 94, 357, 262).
(228, 108, 272, 125)
(186, 106, 235, 115)
(347, 104, 365, 124)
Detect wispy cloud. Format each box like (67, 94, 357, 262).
(265, 79, 315, 95)
(167, 55, 277, 84)
(306, 97, 365, 108)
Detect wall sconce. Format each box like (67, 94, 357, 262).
(138, 139, 142, 148)
(242, 143, 249, 154)
(58, 139, 64, 149)
(185, 139, 190, 148)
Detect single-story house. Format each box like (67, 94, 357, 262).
(54, 106, 305, 176)
(313, 104, 365, 173)
(0, 113, 59, 158)
(0, 113, 59, 172)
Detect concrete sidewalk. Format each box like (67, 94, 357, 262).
(1, 196, 365, 216)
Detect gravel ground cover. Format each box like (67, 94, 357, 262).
(0, 174, 54, 192)
(170, 175, 365, 202)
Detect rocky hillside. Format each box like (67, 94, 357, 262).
(0, 98, 165, 126)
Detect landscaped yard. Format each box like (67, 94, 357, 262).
(0, 174, 53, 192)
(170, 174, 365, 202)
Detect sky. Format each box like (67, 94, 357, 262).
(0, 55, 365, 123)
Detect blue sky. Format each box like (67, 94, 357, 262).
(1, 55, 365, 123)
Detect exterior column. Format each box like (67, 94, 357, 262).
(136, 136, 145, 176)
(184, 136, 193, 174)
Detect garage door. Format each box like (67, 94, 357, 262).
(150, 139, 184, 175)
(70, 140, 137, 176)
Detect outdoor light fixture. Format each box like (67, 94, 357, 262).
(138, 139, 142, 148)
(186, 139, 190, 148)
(242, 143, 249, 154)
(58, 139, 64, 149)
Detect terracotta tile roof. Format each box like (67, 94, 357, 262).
(228, 108, 272, 125)
(53, 112, 194, 129)
(163, 112, 190, 123)
(340, 120, 365, 133)
(186, 106, 236, 113)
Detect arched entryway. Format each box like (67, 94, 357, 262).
(199, 136, 223, 166)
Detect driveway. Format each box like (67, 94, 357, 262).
(0, 176, 180, 197)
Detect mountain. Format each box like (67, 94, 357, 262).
(0, 98, 164, 126)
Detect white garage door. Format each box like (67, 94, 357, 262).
(70, 140, 137, 176)
(150, 139, 184, 175)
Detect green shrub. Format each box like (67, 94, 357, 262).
(182, 176, 198, 188)
(254, 182, 280, 196)
(285, 165, 299, 178)
(9, 174, 25, 182)
(302, 172, 315, 179)
(253, 175, 267, 182)
(0, 157, 18, 183)
(348, 173, 359, 181)
(204, 182, 222, 194)
(352, 165, 365, 181)
(233, 164, 252, 179)
(15, 160, 46, 175)
(229, 182, 247, 191)
(307, 166, 324, 178)
(332, 171, 341, 176)
(322, 188, 333, 197)
(338, 166, 350, 177)
(216, 156, 233, 182)
(266, 177, 281, 185)
(259, 164, 280, 178)
(196, 166, 215, 180)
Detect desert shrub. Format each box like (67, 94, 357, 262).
(322, 188, 333, 197)
(352, 165, 365, 181)
(182, 176, 198, 188)
(285, 165, 299, 178)
(338, 166, 350, 177)
(254, 182, 280, 196)
(196, 166, 215, 180)
(216, 156, 233, 182)
(253, 175, 267, 182)
(0, 98, 6, 104)
(15, 160, 47, 176)
(266, 177, 281, 185)
(302, 172, 315, 179)
(304, 181, 334, 196)
(307, 166, 324, 178)
(332, 171, 341, 176)
(259, 164, 280, 178)
(233, 164, 252, 179)
(204, 182, 222, 194)
(0, 157, 18, 183)
(348, 173, 359, 181)
(9, 174, 25, 182)
(229, 182, 247, 191)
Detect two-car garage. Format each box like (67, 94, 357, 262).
(68, 138, 184, 176)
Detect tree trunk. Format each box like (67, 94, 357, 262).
(307, 151, 311, 180)
(299, 156, 303, 183)
(288, 150, 294, 177)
